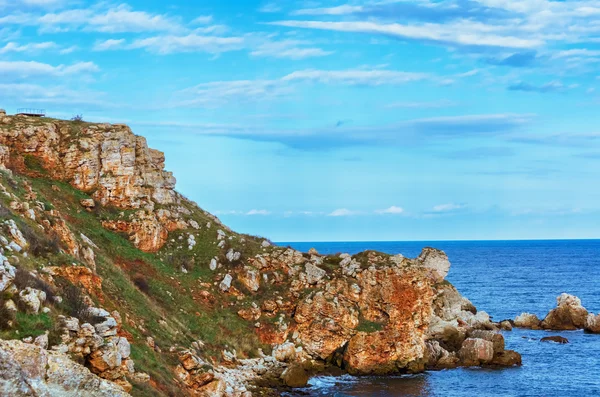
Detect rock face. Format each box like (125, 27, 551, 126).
(0, 339, 130, 396)
(541, 294, 588, 330)
(0, 117, 179, 252)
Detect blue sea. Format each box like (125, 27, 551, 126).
(278, 240, 600, 397)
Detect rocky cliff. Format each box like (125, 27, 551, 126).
(0, 112, 520, 396)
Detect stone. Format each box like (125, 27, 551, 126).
(239, 267, 260, 292)
(541, 336, 569, 344)
(209, 257, 218, 271)
(469, 330, 505, 354)
(272, 342, 296, 363)
(261, 240, 271, 248)
(491, 350, 522, 366)
(80, 198, 96, 209)
(226, 249, 241, 262)
(514, 313, 541, 329)
(34, 333, 49, 350)
(0, 339, 130, 396)
(304, 263, 327, 285)
(458, 338, 494, 366)
(585, 313, 600, 333)
(220, 274, 233, 292)
(281, 364, 309, 388)
(18, 287, 42, 313)
(0, 262, 16, 292)
(499, 320, 513, 331)
(541, 293, 588, 330)
(417, 247, 451, 282)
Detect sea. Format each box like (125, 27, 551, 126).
(276, 240, 600, 397)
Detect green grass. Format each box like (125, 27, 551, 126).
(0, 312, 53, 339)
(23, 154, 47, 175)
(355, 318, 385, 333)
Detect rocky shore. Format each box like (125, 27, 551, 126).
(0, 112, 521, 396)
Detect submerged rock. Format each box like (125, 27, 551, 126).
(540, 336, 569, 344)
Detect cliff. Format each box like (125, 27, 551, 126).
(0, 112, 520, 396)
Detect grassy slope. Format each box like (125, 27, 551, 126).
(0, 133, 277, 396)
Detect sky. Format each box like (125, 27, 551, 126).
(1, 0, 600, 242)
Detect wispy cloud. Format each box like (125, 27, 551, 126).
(386, 99, 457, 109)
(0, 60, 99, 80)
(0, 41, 58, 54)
(432, 203, 466, 212)
(375, 206, 405, 215)
(246, 209, 271, 216)
(250, 39, 332, 60)
(328, 208, 356, 217)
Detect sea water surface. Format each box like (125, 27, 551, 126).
(277, 240, 600, 397)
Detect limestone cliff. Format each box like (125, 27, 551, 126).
(0, 112, 520, 397)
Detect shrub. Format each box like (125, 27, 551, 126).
(0, 301, 16, 330)
(133, 274, 150, 294)
(17, 220, 61, 257)
(71, 114, 84, 122)
(12, 269, 56, 304)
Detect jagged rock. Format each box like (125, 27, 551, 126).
(417, 247, 451, 282)
(0, 339, 130, 396)
(541, 336, 569, 344)
(239, 267, 260, 292)
(491, 350, 522, 366)
(0, 262, 16, 292)
(34, 333, 48, 350)
(585, 313, 600, 333)
(304, 263, 326, 285)
(514, 313, 541, 329)
(220, 274, 233, 292)
(226, 249, 241, 262)
(458, 338, 494, 366)
(541, 294, 588, 330)
(18, 287, 44, 314)
(281, 364, 309, 388)
(499, 320, 513, 331)
(261, 240, 271, 248)
(272, 342, 296, 363)
(80, 198, 96, 209)
(469, 330, 504, 354)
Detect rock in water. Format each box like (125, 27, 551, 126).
(514, 313, 541, 329)
(541, 336, 569, 344)
(281, 364, 309, 388)
(458, 338, 494, 366)
(585, 313, 600, 333)
(541, 294, 588, 330)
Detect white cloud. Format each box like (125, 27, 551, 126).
(328, 208, 356, 217)
(292, 5, 364, 16)
(0, 61, 99, 79)
(386, 100, 458, 109)
(0, 41, 58, 54)
(270, 20, 543, 49)
(376, 206, 405, 215)
(282, 69, 431, 85)
(93, 39, 126, 51)
(259, 2, 282, 13)
(432, 203, 466, 212)
(130, 34, 244, 54)
(246, 209, 271, 216)
(250, 39, 332, 60)
(192, 15, 213, 25)
(0, 83, 111, 107)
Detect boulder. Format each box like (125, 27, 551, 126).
(417, 247, 450, 282)
(238, 267, 260, 292)
(541, 294, 588, 330)
(281, 364, 309, 388)
(219, 274, 233, 292)
(514, 313, 541, 329)
(18, 287, 43, 313)
(491, 350, 522, 366)
(458, 338, 494, 366)
(468, 330, 504, 354)
(304, 263, 326, 285)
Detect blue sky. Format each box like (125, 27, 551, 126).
(1, 0, 600, 241)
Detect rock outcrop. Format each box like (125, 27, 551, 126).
(0, 116, 180, 252)
(541, 294, 588, 330)
(0, 339, 130, 396)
